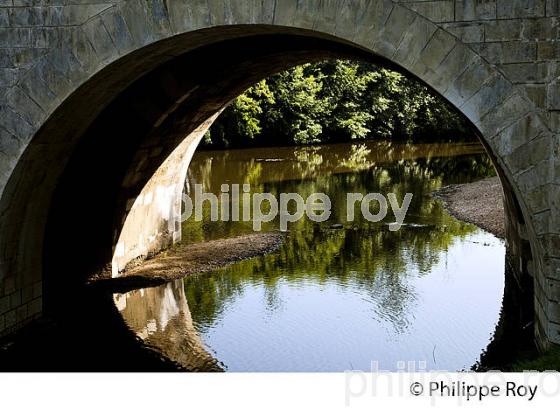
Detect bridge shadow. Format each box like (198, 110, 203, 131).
(476, 254, 536, 370)
(0, 286, 183, 371)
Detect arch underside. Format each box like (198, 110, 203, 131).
(0, 0, 557, 349)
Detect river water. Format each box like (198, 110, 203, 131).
(116, 141, 505, 371)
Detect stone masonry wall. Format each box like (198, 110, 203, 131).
(395, 0, 559, 348)
(0, 0, 557, 347)
(111, 116, 215, 277)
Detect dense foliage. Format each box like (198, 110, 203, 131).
(203, 59, 474, 149)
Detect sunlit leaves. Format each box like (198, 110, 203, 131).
(203, 60, 472, 148)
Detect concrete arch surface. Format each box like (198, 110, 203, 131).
(0, 0, 557, 349)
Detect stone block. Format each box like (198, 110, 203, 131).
(497, 0, 546, 18)
(273, 0, 298, 26)
(548, 299, 560, 324)
(4, 309, 15, 328)
(289, 0, 317, 30)
(0, 48, 46, 70)
(526, 185, 551, 213)
(548, 276, 560, 300)
(54, 4, 113, 26)
(405, 1, 455, 23)
(410, 27, 456, 81)
(536, 272, 549, 302)
(555, 136, 560, 179)
(516, 157, 552, 189)
(546, 257, 560, 280)
(533, 209, 552, 235)
(9, 290, 20, 309)
(0, 104, 35, 142)
(28, 297, 41, 316)
(505, 134, 551, 175)
(492, 117, 529, 150)
(120, 0, 158, 47)
(145, 0, 172, 36)
(19, 67, 58, 116)
(0, 8, 9, 27)
(552, 192, 560, 248)
(2, 276, 15, 295)
(447, 57, 494, 107)
(478, 41, 537, 64)
(31, 27, 59, 48)
(441, 22, 484, 42)
(485, 19, 522, 41)
(65, 29, 105, 82)
(335, 0, 364, 40)
(521, 17, 560, 40)
(21, 285, 33, 304)
(227, 0, 274, 25)
(537, 40, 560, 60)
(547, 81, 560, 109)
(44, 5, 64, 26)
(313, 0, 344, 33)
(0, 295, 9, 315)
(253, 0, 275, 25)
(0, 28, 31, 47)
(32, 281, 41, 299)
(101, 8, 135, 55)
(0, 126, 22, 156)
(393, 16, 438, 69)
(539, 233, 560, 257)
(455, 0, 497, 21)
(352, 0, 394, 49)
(524, 84, 546, 109)
(499, 62, 550, 83)
(225, 0, 252, 24)
(433, 43, 478, 93)
(535, 295, 548, 331)
(203, 0, 225, 25)
(550, 322, 560, 344)
(5, 86, 45, 128)
(374, 4, 416, 57)
(493, 112, 546, 157)
(15, 304, 27, 322)
(460, 74, 515, 123)
(545, 293, 560, 332)
(82, 16, 117, 64)
(548, 0, 560, 15)
(8, 6, 47, 26)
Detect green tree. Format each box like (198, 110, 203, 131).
(204, 80, 274, 148)
(202, 59, 473, 149)
(263, 64, 331, 145)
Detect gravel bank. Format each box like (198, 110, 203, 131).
(90, 232, 285, 293)
(432, 176, 505, 239)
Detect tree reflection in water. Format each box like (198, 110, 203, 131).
(119, 141, 504, 371)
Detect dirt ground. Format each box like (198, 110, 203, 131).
(432, 176, 505, 239)
(90, 232, 286, 293)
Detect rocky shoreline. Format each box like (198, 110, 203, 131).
(432, 176, 505, 239)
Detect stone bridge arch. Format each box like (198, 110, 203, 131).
(0, 0, 557, 350)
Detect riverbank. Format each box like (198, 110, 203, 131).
(433, 176, 505, 239)
(89, 232, 285, 293)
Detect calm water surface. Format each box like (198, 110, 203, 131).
(116, 141, 505, 371)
